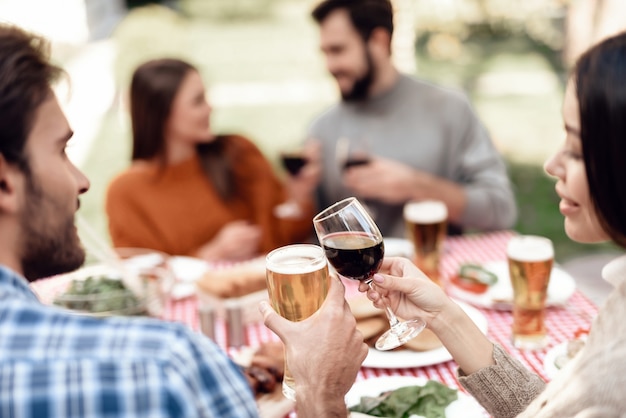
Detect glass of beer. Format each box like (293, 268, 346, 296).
(507, 235, 554, 350)
(265, 244, 330, 401)
(403, 200, 448, 286)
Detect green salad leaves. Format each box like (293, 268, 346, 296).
(54, 276, 143, 314)
(349, 380, 457, 418)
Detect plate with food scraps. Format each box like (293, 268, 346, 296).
(361, 301, 487, 369)
(446, 260, 576, 310)
(543, 333, 587, 380)
(167, 256, 211, 299)
(543, 342, 568, 380)
(346, 376, 486, 418)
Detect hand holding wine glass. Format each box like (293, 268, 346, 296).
(274, 141, 320, 219)
(336, 136, 371, 172)
(313, 197, 426, 350)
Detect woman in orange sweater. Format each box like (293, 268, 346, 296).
(106, 58, 318, 261)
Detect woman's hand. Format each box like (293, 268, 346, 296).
(285, 140, 321, 206)
(359, 257, 496, 374)
(196, 221, 261, 261)
(358, 257, 451, 326)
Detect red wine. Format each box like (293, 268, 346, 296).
(281, 154, 308, 176)
(322, 232, 384, 282)
(343, 157, 370, 171)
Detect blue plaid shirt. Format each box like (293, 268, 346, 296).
(0, 266, 259, 418)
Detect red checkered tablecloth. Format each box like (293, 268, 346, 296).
(31, 231, 599, 417)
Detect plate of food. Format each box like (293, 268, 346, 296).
(348, 296, 488, 369)
(51, 263, 171, 317)
(446, 261, 576, 310)
(167, 256, 211, 299)
(543, 330, 588, 379)
(383, 238, 414, 259)
(346, 376, 486, 417)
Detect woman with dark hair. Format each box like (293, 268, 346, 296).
(357, 32, 626, 417)
(106, 58, 318, 261)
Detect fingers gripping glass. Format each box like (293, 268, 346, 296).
(313, 197, 426, 350)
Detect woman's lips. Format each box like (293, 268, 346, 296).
(559, 198, 579, 216)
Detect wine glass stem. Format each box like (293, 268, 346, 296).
(367, 281, 400, 328)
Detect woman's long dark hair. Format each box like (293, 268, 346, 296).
(129, 58, 233, 199)
(575, 32, 626, 248)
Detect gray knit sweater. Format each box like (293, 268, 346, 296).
(308, 74, 517, 237)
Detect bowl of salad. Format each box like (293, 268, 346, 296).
(53, 250, 174, 317)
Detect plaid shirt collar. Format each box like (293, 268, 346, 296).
(0, 265, 40, 303)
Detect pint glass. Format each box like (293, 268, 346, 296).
(265, 244, 330, 400)
(403, 200, 448, 285)
(507, 235, 554, 350)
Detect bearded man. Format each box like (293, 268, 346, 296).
(308, 0, 517, 237)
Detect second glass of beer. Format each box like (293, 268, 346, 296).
(403, 200, 448, 285)
(507, 235, 554, 350)
(265, 244, 330, 401)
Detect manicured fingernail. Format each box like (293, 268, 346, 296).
(258, 301, 270, 314)
(373, 274, 384, 283)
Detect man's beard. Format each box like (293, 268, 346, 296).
(19, 175, 85, 281)
(341, 50, 375, 102)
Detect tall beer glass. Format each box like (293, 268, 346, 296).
(265, 244, 330, 401)
(403, 200, 448, 286)
(507, 235, 554, 350)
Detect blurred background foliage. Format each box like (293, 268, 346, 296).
(29, 0, 623, 261)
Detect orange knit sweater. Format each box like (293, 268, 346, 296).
(105, 135, 314, 257)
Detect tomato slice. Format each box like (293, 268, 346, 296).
(574, 328, 590, 339)
(449, 275, 489, 294)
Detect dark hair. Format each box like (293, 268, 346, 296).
(0, 24, 63, 172)
(130, 58, 195, 162)
(312, 0, 393, 41)
(575, 31, 626, 248)
(129, 58, 233, 199)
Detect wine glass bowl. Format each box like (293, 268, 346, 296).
(322, 232, 384, 282)
(274, 147, 309, 219)
(313, 197, 426, 351)
(280, 151, 308, 176)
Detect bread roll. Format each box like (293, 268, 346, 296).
(402, 328, 443, 352)
(196, 258, 267, 298)
(356, 316, 387, 340)
(347, 294, 381, 320)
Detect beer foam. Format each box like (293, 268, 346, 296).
(266, 245, 327, 274)
(403, 200, 448, 224)
(507, 236, 554, 262)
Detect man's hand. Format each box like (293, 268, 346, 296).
(260, 276, 367, 417)
(342, 157, 423, 203)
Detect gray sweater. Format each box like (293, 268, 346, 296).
(460, 255, 626, 417)
(309, 74, 517, 237)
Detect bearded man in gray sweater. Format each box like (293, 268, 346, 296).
(308, 0, 517, 237)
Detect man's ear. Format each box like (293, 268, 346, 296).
(369, 27, 392, 57)
(0, 154, 22, 214)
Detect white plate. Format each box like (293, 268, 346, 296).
(362, 301, 487, 369)
(167, 256, 211, 299)
(346, 376, 486, 417)
(446, 260, 576, 311)
(543, 342, 568, 380)
(384, 238, 414, 258)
